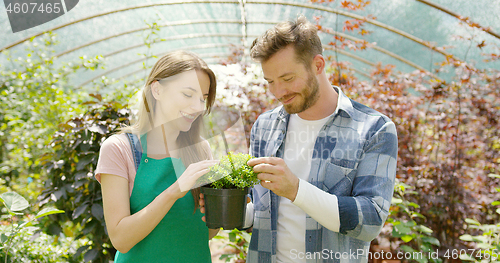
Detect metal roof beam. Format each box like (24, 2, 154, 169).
(1, 0, 459, 64)
(78, 46, 232, 88)
(416, 0, 500, 40)
(50, 19, 436, 78)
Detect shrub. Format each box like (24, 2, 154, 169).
(38, 95, 131, 262)
(207, 152, 259, 189)
(0, 191, 68, 263)
(460, 174, 500, 262)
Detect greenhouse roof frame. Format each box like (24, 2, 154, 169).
(1, 0, 499, 87)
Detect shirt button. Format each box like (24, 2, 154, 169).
(145, 159, 148, 163)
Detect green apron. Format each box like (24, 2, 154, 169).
(114, 134, 211, 262)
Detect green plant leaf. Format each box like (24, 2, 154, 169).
(411, 212, 426, 219)
(422, 236, 440, 246)
(35, 207, 65, 219)
(474, 237, 490, 245)
(408, 202, 420, 208)
(0, 192, 29, 212)
(415, 257, 428, 263)
(76, 155, 94, 171)
(488, 173, 500, 179)
(394, 224, 412, 235)
(72, 203, 88, 219)
(401, 235, 413, 242)
(416, 225, 433, 234)
(402, 221, 417, 227)
(84, 248, 99, 262)
(1, 233, 8, 243)
(464, 218, 481, 226)
(74, 245, 90, 260)
(459, 253, 475, 261)
(401, 245, 415, 253)
(391, 198, 403, 204)
(228, 232, 236, 242)
(91, 203, 104, 221)
(492, 201, 500, 206)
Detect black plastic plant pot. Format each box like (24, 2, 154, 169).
(201, 186, 249, 230)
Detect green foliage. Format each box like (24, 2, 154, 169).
(213, 229, 251, 262)
(459, 174, 500, 262)
(388, 179, 442, 263)
(0, 191, 64, 263)
(37, 96, 131, 262)
(0, 224, 87, 263)
(208, 152, 259, 189)
(0, 32, 104, 201)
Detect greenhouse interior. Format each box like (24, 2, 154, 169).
(1, 0, 499, 262)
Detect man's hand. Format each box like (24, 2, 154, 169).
(247, 157, 299, 201)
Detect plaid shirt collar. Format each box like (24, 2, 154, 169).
(276, 86, 355, 127)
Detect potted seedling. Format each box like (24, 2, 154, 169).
(201, 152, 259, 230)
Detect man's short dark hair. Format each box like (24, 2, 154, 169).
(250, 15, 323, 67)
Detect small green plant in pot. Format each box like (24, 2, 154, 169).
(201, 152, 259, 230)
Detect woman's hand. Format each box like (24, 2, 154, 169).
(174, 160, 219, 197)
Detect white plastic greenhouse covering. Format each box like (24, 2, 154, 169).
(1, 0, 499, 87)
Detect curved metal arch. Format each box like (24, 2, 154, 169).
(320, 31, 425, 71)
(115, 57, 372, 88)
(54, 19, 435, 77)
(50, 18, 440, 82)
(1, 0, 458, 63)
(102, 33, 243, 58)
(78, 45, 234, 88)
(246, 0, 459, 61)
(416, 0, 500, 40)
(91, 56, 226, 86)
(80, 53, 226, 88)
(78, 33, 377, 88)
(86, 44, 375, 87)
(324, 46, 375, 67)
(1, 0, 241, 52)
(319, 31, 442, 80)
(54, 19, 244, 58)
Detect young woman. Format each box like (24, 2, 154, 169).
(95, 51, 219, 262)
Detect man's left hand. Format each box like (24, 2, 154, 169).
(247, 157, 299, 201)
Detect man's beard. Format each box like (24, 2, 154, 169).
(283, 72, 320, 114)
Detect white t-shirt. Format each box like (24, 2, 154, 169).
(277, 113, 332, 262)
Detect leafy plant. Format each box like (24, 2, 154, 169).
(213, 229, 251, 263)
(0, 191, 64, 263)
(459, 173, 500, 262)
(0, 224, 87, 263)
(0, 32, 103, 201)
(38, 96, 132, 262)
(388, 179, 442, 263)
(208, 152, 259, 189)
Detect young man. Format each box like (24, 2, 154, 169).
(246, 16, 398, 263)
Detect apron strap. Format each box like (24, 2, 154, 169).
(126, 133, 142, 172)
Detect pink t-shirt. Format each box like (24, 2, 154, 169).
(95, 134, 137, 196)
(95, 134, 212, 196)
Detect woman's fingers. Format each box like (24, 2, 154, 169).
(193, 168, 210, 178)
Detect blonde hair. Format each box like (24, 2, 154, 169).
(250, 15, 322, 67)
(120, 50, 217, 210)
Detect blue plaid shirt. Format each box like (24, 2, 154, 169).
(247, 87, 398, 263)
